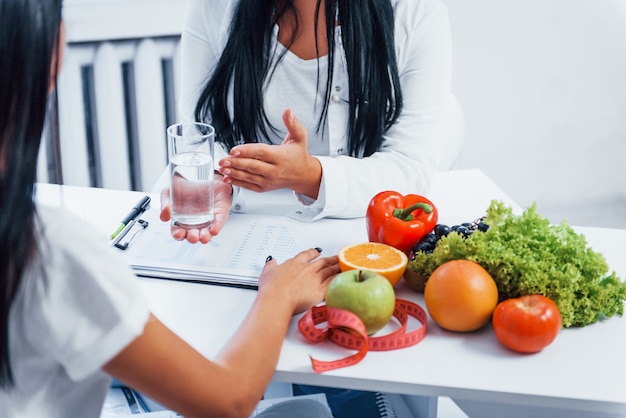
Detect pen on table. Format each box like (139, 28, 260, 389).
(110, 195, 151, 239)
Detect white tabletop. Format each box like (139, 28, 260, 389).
(35, 169, 626, 417)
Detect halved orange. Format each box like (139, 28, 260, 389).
(338, 242, 408, 286)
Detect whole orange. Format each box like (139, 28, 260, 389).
(424, 259, 499, 332)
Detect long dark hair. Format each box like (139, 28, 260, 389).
(0, 0, 63, 388)
(195, 0, 402, 158)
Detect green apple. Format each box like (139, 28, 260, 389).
(325, 269, 396, 335)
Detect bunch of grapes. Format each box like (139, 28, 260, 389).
(411, 217, 489, 256)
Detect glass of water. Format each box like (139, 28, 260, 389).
(167, 122, 215, 229)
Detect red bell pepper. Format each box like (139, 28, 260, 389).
(366, 191, 438, 255)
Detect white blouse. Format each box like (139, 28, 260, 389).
(2, 206, 150, 418)
(177, 0, 462, 221)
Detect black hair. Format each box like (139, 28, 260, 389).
(0, 0, 64, 388)
(195, 0, 402, 158)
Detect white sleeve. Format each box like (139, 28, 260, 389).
(299, 0, 455, 221)
(24, 209, 151, 381)
(178, 0, 232, 124)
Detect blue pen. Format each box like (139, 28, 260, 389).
(110, 195, 151, 239)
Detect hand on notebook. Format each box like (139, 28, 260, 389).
(159, 177, 233, 244)
(260, 248, 340, 315)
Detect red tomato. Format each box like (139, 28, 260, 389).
(492, 295, 562, 353)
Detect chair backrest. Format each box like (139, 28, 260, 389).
(38, 0, 187, 192)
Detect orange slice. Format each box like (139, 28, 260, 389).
(338, 242, 408, 286)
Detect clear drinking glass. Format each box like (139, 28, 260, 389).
(167, 122, 215, 229)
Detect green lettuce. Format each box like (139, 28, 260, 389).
(408, 200, 626, 327)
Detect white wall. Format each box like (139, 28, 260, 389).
(443, 0, 626, 228)
(63, 0, 187, 42)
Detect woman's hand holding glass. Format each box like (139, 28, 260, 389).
(160, 109, 321, 243)
(218, 109, 323, 200)
(159, 175, 233, 244)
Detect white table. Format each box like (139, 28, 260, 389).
(36, 169, 626, 418)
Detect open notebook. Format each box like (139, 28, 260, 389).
(117, 192, 365, 288)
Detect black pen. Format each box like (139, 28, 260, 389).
(110, 195, 151, 239)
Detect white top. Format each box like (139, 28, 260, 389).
(1, 206, 150, 418)
(178, 0, 462, 221)
(263, 40, 331, 157)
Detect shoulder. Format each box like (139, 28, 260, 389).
(391, 0, 451, 59)
(185, 0, 238, 33)
(36, 206, 133, 276)
(187, 0, 234, 18)
(33, 206, 147, 315)
(392, 0, 449, 28)
(183, 0, 240, 54)
(18, 206, 150, 380)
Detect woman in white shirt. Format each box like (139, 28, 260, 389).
(0, 2, 338, 417)
(162, 0, 463, 244)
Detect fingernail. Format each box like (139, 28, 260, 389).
(315, 247, 322, 253)
(265, 255, 273, 263)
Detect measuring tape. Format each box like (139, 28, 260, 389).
(298, 299, 427, 373)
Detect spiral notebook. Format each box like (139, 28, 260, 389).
(291, 386, 412, 418)
(336, 392, 412, 418)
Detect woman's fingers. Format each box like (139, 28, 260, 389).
(160, 187, 172, 222)
(290, 250, 340, 283)
(281, 108, 308, 145)
(161, 177, 233, 244)
(289, 247, 324, 264)
(226, 143, 276, 165)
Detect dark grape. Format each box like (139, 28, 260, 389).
(413, 240, 434, 254)
(422, 233, 437, 244)
(410, 216, 489, 259)
(456, 226, 471, 237)
(434, 224, 451, 239)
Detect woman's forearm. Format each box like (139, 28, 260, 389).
(212, 288, 296, 415)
